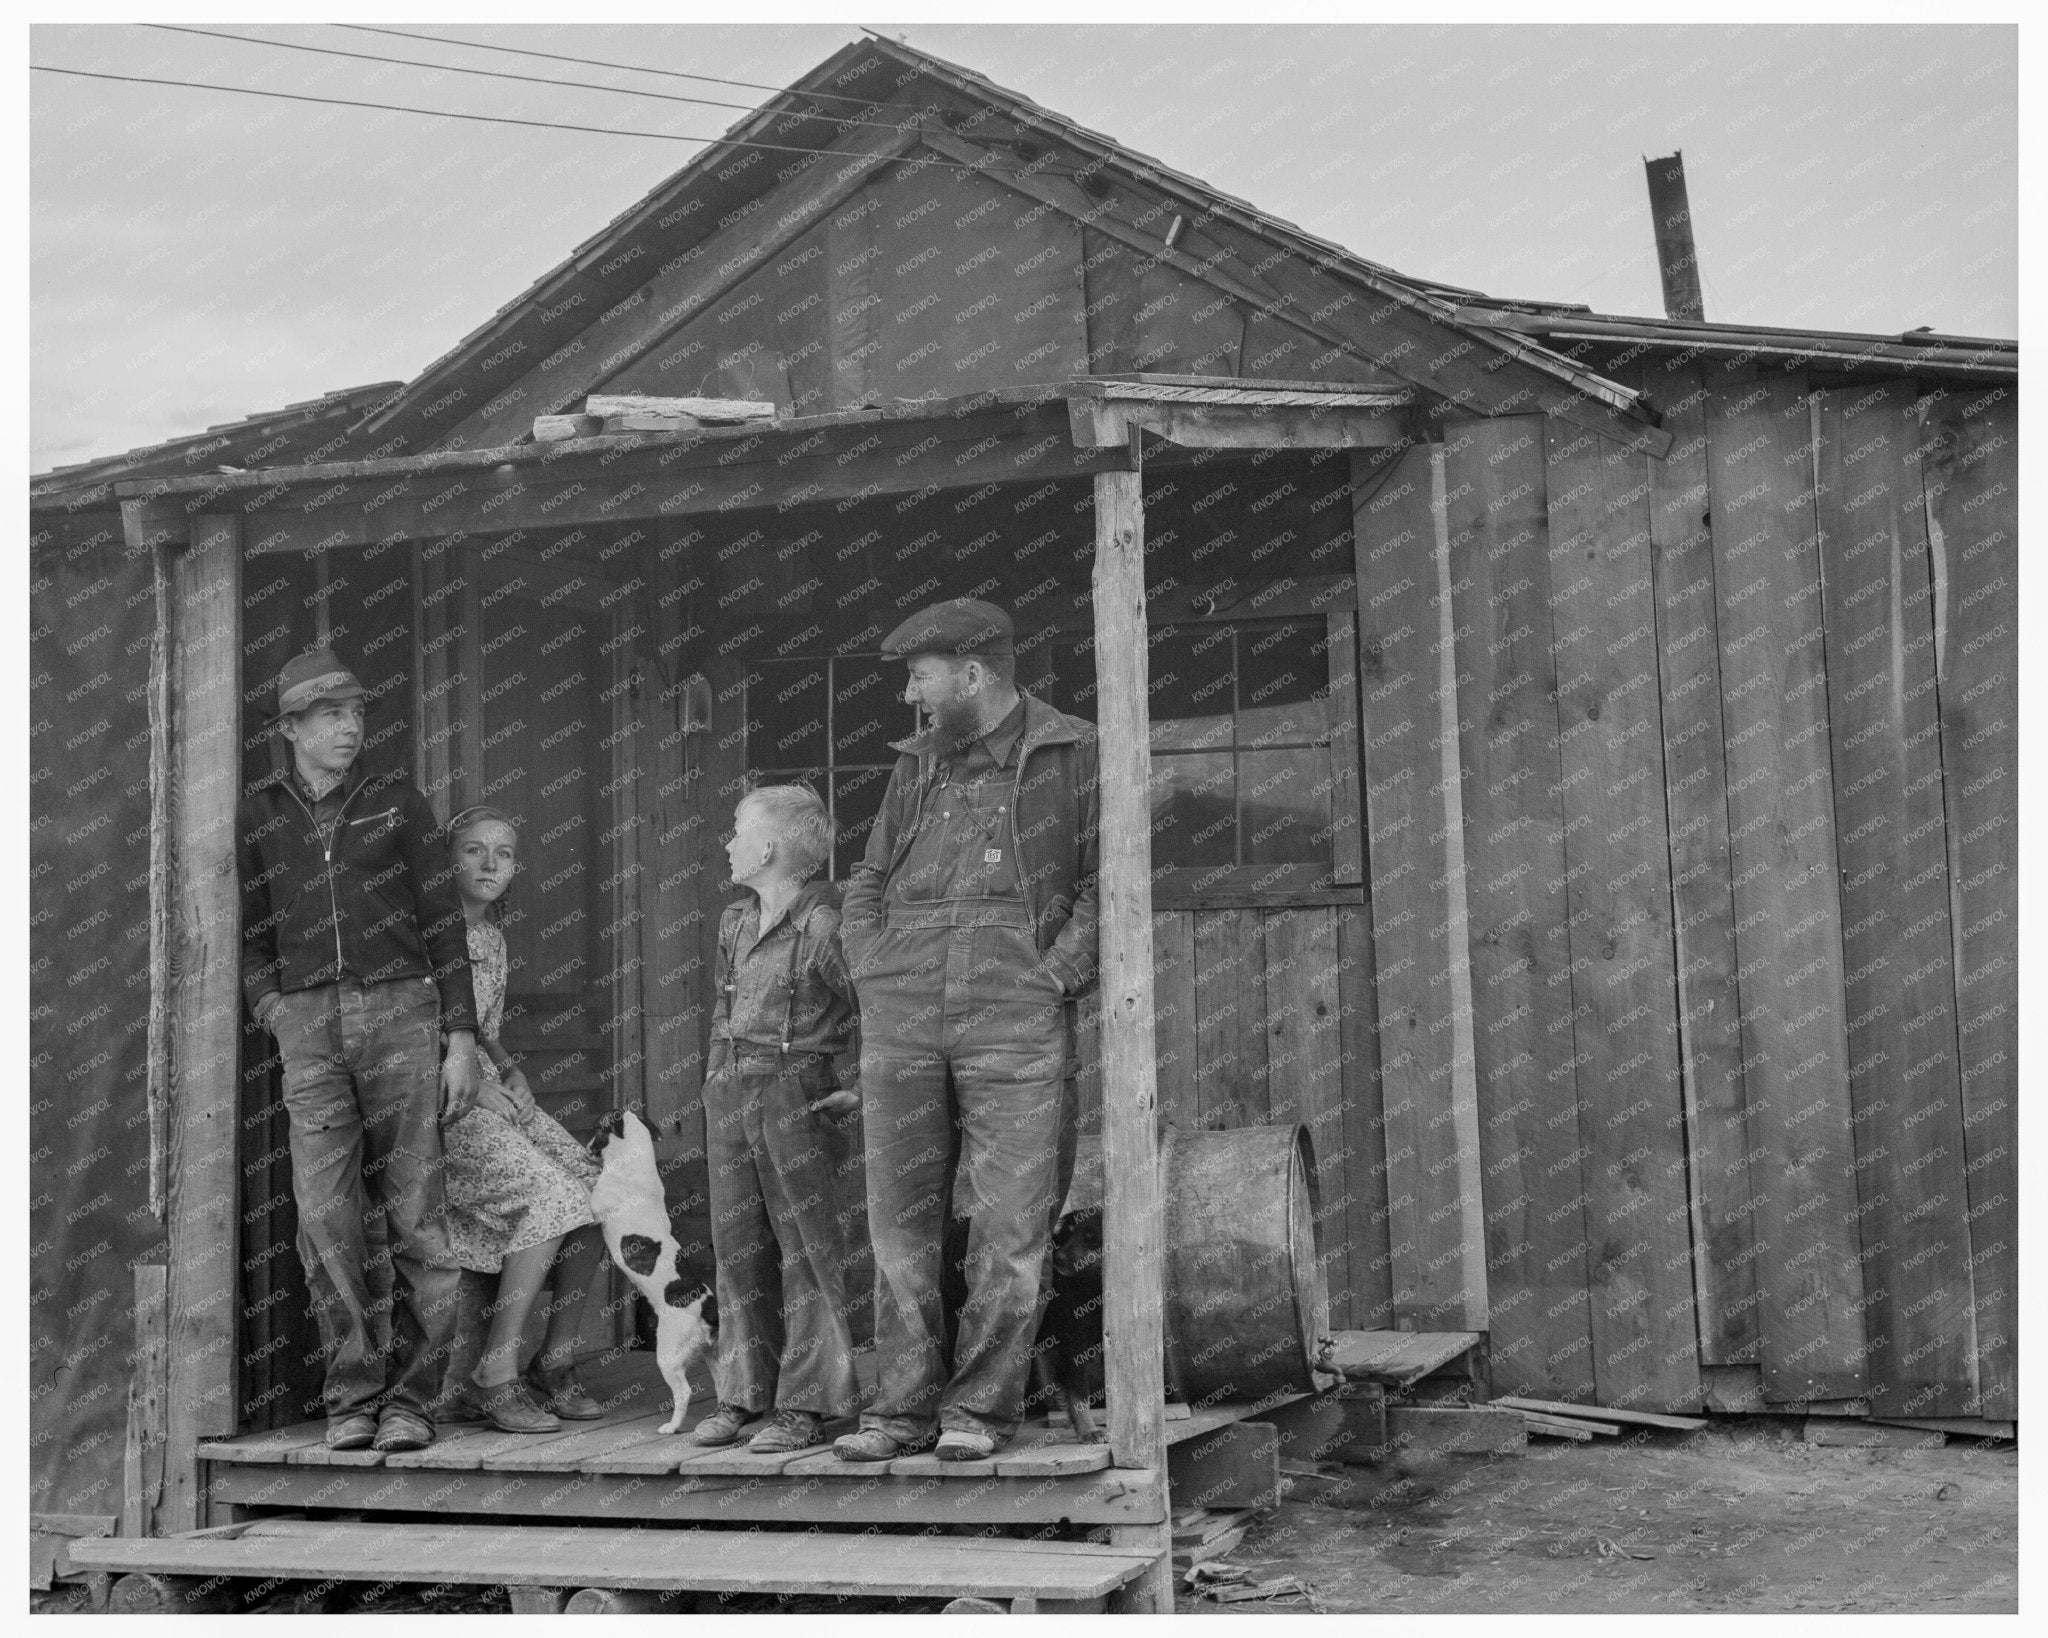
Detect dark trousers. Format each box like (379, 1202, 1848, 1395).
(705, 1055, 860, 1416)
(273, 978, 460, 1422)
(855, 915, 1075, 1441)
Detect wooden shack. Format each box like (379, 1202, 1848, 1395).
(31, 34, 2017, 1610)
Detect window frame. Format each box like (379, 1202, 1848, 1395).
(738, 592, 1365, 909)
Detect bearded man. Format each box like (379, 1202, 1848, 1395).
(832, 598, 1100, 1463)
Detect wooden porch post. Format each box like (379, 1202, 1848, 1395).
(1092, 449, 1174, 1613)
(414, 539, 482, 817)
(159, 512, 244, 1530)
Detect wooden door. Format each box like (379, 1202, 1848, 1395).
(468, 549, 640, 1141)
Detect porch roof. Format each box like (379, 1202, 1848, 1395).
(103, 378, 1412, 554)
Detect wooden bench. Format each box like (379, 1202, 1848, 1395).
(68, 1519, 1155, 1613)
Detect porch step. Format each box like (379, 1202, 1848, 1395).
(1323, 1330, 1482, 1387)
(69, 1520, 1154, 1604)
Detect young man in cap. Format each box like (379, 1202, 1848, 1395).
(236, 648, 479, 1453)
(833, 597, 1099, 1463)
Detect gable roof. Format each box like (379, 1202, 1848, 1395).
(345, 35, 1670, 460)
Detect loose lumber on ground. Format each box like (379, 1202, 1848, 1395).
(1525, 1411, 1620, 1438)
(1802, 1421, 1948, 1450)
(1868, 1416, 2015, 1440)
(1493, 1396, 1708, 1432)
(1520, 1415, 1596, 1443)
(1173, 1528, 1248, 1570)
(1384, 1404, 1527, 1457)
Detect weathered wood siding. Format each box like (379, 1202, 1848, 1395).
(1350, 374, 2017, 1413)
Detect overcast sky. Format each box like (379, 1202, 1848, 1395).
(29, 20, 2017, 474)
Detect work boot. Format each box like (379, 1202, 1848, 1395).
(688, 1403, 760, 1447)
(371, 1409, 434, 1453)
(473, 1379, 560, 1435)
(324, 1412, 379, 1451)
(748, 1408, 823, 1453)
(526, 1358, 604, 1420)
(832, 1426, 934, 1463)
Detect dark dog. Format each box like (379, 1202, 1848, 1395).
(589, 1110, 717, 1433)
(940, 1204, 1104, 1441)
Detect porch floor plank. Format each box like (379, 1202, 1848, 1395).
(69, 1520, 1155, 1599)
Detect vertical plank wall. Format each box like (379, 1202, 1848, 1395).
(1445, 418, 1599, 1401)
(1078, 900, 1378, 1328)
(1334, 373, 2012, 1415)
(1636, 358, 1758, 1368)
(1922, 387, 2019, 1420)
(1350, 443, 1489, 1336)
(1813, 382, 1975, 1415)
(1543, 423, 1701, 1411)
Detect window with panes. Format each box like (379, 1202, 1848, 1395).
(741, 615, 1360, 896)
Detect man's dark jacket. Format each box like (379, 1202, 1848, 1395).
(841, 691, 1100, 996)
(236, 761, 477, 1033)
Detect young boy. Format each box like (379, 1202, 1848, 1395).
(692, 784, 863, 1453)
(236, 648, 479, 1454)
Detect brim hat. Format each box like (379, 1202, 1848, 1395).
(879, 597, 1015, 660)
(269, 647, 367, 723)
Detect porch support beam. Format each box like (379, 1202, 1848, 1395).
(1092, 441, 1173, 1613)
(1067, 398, 1409, 451)
(222, 421, 1125, 555)
(413, 539, 483, 817)
(155, 512, 244, 1531)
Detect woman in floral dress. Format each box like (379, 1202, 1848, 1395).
(440, 806, 607, 1432)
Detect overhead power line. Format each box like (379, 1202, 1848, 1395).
(143, 23, 905, 133)
(30, 64, 924, 159)
(335, 23, 881, 107)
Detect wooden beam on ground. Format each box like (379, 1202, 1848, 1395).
(161, 514, 244, 1530)
(1493, 1396, 1707, 1432)
(1519, 1411, 1608, 1441)
(1091, 445, 1174, 1615)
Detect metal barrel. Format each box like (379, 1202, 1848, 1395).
(1064, 1122, 1329, 1403)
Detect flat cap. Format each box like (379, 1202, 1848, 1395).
(269, 646, 367, 722)
(879, 596, 1014, 659)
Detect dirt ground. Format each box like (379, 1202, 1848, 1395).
(35, 1418, 2017, 1615)
(1179, 1418, 2018, 1615)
